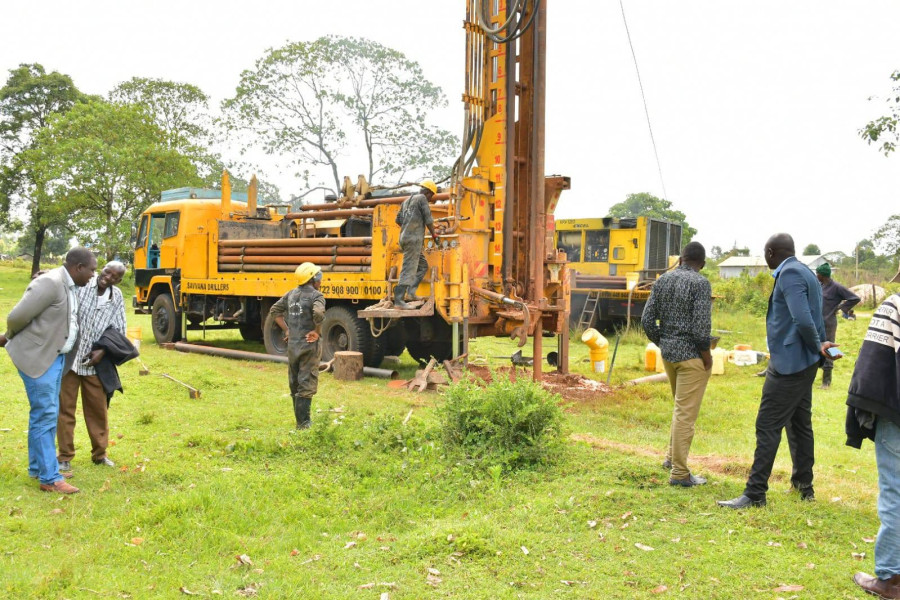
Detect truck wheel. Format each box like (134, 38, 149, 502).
(382, 326, 407, 357)
(321, 306, 385, 367)
(263, 312, 288, 356)
(404, 317, 452, 365)
(239, 298, 263, 341)
(151, 294, 182, 344)
(406, 339, 452, 365)
(240, 323, 263, 342)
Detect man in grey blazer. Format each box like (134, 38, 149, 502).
(0, 247, 97, 494)
(718, 233, 838, 509)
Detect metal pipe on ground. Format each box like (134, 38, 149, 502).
(171, 343, 397, 378)
(218, 255, 372, 266)
(218, 237, 372, 248)
(218, 264, 371, 273)
(219, 246, 371, 256)
(626, 372, 669, 385)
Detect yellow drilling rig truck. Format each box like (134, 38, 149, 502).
(132, 0, 571, 377)
(554, 216, 682, 330)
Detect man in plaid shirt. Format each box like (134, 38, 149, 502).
(57, 261, 127, 472)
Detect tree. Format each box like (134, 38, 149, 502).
(803, 243, 821, 255)
(221, 36, 458, 196)
(860, 70, 900, 156)
(874, 215, 900, 258)
(0, 63, 93, 272)
(22, 100, 200, 260)
(607, 192, 697, 247)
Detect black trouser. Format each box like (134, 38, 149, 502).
(821, 317, 837, 373)
(743, 362, 819, 501)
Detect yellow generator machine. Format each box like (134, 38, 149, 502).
(555, 217, 682, 330)
(133, 0, 571, 378)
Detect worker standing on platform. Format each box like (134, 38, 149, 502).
(394, 180, 439, 309)
(269, 262, 325, 429)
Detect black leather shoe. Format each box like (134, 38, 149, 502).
(662, 459, 672, 470)
(792, 483, 815, 501)
(670, 474, 707, 487)
(717, 495, 766, 509)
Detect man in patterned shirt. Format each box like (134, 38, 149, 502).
(641, 242, 713, 487)
(57, 261, 127, 473)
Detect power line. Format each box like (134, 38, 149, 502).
(619, 0, 668, 201)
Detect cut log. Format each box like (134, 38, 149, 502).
(333, 351, 364, 381)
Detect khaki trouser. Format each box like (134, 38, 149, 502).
(57, 370, 109, 462)
(663, 358, 711, 480)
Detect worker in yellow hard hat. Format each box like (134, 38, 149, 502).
(268, 262, 326, 428)
(393, 179, 439, 309)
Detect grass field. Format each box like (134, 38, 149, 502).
(0, 263, 882, 598)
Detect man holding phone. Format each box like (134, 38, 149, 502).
(718, 233, 838, 509)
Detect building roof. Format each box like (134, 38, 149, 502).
(718, 256, 768, 268)
(798, 254, 825, 266)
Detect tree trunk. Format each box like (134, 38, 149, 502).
(31, 224, 46, 277)
(333, 351, 364, 381)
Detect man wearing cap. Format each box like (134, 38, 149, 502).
(847, 266, 900, 598)
(815, 262, 860, 389)
(393, 180, 439, 309)
(269, 262, 326, 429)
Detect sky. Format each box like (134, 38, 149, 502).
(1, 0, 898, 257)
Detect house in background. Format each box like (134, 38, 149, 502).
(798, 254, 827, 271)
(718, 256, 769, 279)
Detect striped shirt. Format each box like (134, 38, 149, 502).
(60, 268, 79, 355)
(71, 276, 127, 376)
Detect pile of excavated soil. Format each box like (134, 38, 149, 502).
(465, 364, 612, 402)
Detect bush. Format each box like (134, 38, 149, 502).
(712, 271, 773, 316)
(439, 377, 565, 470)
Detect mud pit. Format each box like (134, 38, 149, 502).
(466, 365, 612, 402)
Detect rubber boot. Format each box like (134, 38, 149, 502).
(405, 287, 426, 302)
(294, 397, 312, 429)
(393, 285, 411, 309)
(820, 369, 832, 390)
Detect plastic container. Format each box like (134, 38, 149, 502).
(645, 342, 658, 371)
(711, 347, 727, 375)
(626, 272, 639, 291)
(645, 342, 665, 372)
(734, 344, 752, 351)
(126, 326, 142, 351)
(732, 349, 757, 366)
(581, 328, 609, 373)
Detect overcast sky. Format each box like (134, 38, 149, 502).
(2, 0, 898, 256)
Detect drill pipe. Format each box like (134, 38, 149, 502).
(171, 342, 397, 378)
(217, 264, 370, 273)
(298, 192, 450, 211)
(284, 208, 374, 220)
(218, 255, 372, 266)
(219, 246, 371, 256)
(218, 237, 372, 248)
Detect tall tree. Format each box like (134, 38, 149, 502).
(860, 70, 900, 156)
(22, 100, 199, 260)
(874, 215, 900, 259)
(0, 63, 92, 272)
(803, 243, 821, 255)
(607, 192, 697, 247)
(221, 35, 457, 196)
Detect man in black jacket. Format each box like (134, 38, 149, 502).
(847, 267, 900, 599)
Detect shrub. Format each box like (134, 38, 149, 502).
(712, 271, 773, 316)
(439, 377, 565, 470)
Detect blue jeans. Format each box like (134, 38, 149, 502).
(20, 355, 65, 485)
(876, 418, 900, 579)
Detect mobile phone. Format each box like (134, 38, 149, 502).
(826, 347, 843, 358)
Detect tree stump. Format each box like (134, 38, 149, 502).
(333, 351, 364, 381)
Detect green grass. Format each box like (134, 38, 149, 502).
(0, 263, 881, 598)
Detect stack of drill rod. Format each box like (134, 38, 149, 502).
(218, 237, 373, 273)
(572, 274, 629, 289)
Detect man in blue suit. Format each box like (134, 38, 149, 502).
(718, 233, 838, 509)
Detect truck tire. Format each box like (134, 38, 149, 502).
(382, 326, 407, 357)
(406, 339, 452, 365)
(321, 306, 384, 367)
(239, 298, 263, 341)
(263, 311, 288, 356)
(404, 317, 452, 365)
(151, 294, 182, 344)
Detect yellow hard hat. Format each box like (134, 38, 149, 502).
(295, 262, 321, 285)
(420, 179, 438, 195)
